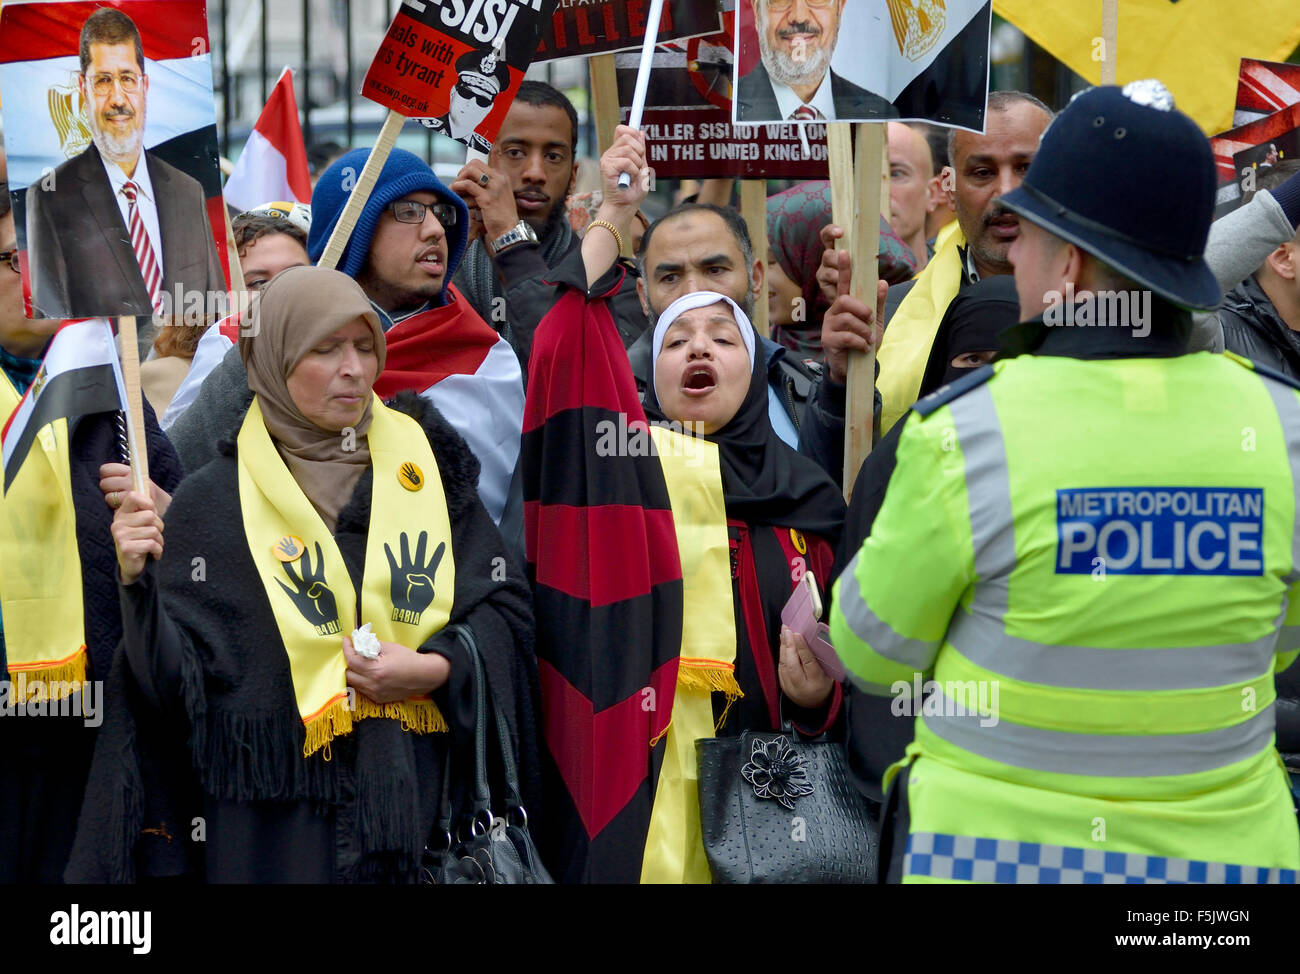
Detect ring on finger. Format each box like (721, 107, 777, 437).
(478, 172, 490, 187)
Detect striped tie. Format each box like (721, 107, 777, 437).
(789, 105, 823, 121)
(121, 181, 164, 316)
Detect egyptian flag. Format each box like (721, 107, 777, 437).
(223, 68, 311, 212)
(0, 0, 232, 296)
(1236, 59, 1300, 127)
(522, 266, 684, 884)
(373, 287, 523, 529)
(1, 319, 128, 695)
(3, 319, 127, 491)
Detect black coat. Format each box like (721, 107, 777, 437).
(65, 392, 540, 883)
(0, 403, 183, 883)
(1220, 276, 1300, 382)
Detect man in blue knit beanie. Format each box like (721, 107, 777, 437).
(165, 147, 524, 533)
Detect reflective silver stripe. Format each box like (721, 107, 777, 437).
(946, 606, 1279, 690)
(947, 386, 1016, 614)
(923, 703, 1276, 777)
(837, 548, 941, 671)
(1264, 379, 1300, 585)
(846, 671, 905, 698)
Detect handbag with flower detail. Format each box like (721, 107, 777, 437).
(695, 724, 879, 883)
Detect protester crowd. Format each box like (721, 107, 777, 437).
(6, 60, 1300, 885)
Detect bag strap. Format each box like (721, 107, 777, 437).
(449, 623, 530, 825)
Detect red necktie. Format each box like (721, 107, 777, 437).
(790, 105, 823, 121)
(121, 181, 164, 316)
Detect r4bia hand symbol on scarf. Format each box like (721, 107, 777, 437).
(386, 531, 446, 626)
(277, 542, 340, 636)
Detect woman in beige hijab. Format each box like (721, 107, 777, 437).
(76, 266, 540, 884)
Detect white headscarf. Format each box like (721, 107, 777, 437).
(651, 291, 757, 405)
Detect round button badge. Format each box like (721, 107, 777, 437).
(398, 462, 424, 491)
(273, 535, 306, 562)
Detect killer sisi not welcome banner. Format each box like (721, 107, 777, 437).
(362, 0, 559, 151)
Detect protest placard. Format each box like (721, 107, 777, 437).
(0, 0, 229, 321)
(732, 0, 991, 128)
(1235, 58, 1300, 127)
(535, 0, 721, 62)
(1212, 102, 1300, 218)
(362, 0, 560, 153)
(614, 8, 829, 180)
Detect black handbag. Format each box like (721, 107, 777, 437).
(696, 719, 880, 884)
(421, 625, 553, 884)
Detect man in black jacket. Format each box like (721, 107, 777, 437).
(1221, 161, 1300, 381)
(450, 82, 646, 372)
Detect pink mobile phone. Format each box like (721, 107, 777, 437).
(779, 571, 847, 682)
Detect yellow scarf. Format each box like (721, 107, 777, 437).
(877, 220, 966, 434)
(237, 396, 454, 756)
(639, 426, 741, 884)
(0, 378, 87, 700)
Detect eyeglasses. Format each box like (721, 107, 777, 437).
(387, 200, 458, 227)
(87, 71, 142, 95)
(0, 250, 19, 274)
(454, 82, 495, 108)
(764, 0, 836, 10)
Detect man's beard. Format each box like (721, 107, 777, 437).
(756, 15, 835, 89)
(89, 105, 145, 166)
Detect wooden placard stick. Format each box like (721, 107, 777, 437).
(117, 315, 150, 494)
(589, 53, 634, 259)
(828, 122, 883, 499)
(317, 110, 406, 271)
(1101, 0, 1118, 85)
(739, 179, 770, 338)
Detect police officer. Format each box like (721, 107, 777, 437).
(418, 47, 510, 153)
(831, 82, 1300, 885)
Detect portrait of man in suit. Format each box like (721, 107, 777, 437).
(736, 0, 898, 123)
(24, 6, 225, 320)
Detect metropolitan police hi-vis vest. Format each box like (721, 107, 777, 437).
(831, 351, 1300, 884)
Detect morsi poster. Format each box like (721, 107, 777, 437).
(362, 0, 560, 152)
(0, 0, 230, 321)
(616, 5, 828, 181)
(535, 0, 721, 62)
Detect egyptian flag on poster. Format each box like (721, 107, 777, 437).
(733, 0, 991, 130)
(1235, 59, 1300, 127)
(0, 1, 231, 295)
(2, 319, 128, 492)
(521, 270, 684, 884)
